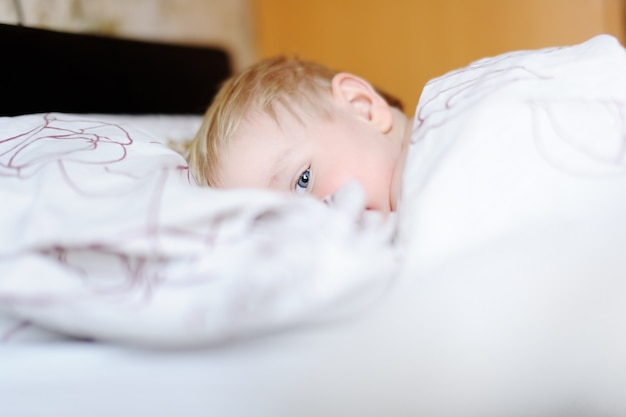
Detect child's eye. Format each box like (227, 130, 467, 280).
(295, 168, 311, 194)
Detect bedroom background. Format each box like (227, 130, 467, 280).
(0, 0, 624, 115)
(2, 3, 626, 416)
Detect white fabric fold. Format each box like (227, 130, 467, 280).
(0, 113, 399, 347)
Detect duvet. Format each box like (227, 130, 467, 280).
(2, 34, 626, 416)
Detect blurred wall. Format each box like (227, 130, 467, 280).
(2, 0, 624, 115)
(0, 0, 257, 70)
(252, 0, 626, 115)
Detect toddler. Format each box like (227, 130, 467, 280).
(186, 56, 413, 213)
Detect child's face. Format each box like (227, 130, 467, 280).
(217, 102, 402, 212)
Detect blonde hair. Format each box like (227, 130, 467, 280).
(185, 55, 403, 187)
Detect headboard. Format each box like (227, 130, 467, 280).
(0, 23, 232, 116)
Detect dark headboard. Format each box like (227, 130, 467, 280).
(1, 23, 232, 116)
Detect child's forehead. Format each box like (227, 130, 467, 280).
(243, 91, 334, 126)
(240, 102, 309, 134)
(231, 108, 299, 147)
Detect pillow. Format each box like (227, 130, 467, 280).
(389, 34, 626, 415)
(0, 113, 399, 347)
(81, 113, 205, 144)
(399, 34, 626, 270)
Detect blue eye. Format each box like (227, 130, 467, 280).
(295, 169, 311, 194)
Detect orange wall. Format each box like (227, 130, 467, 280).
(252, 0, 625, 115)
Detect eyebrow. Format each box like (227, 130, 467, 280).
(267, 147, 294, 188)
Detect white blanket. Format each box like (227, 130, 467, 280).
(2, 34, 626, 416)
(0, 114, 398, 347)
(392, 33, 626, 415)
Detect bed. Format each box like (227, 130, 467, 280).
(2, 24, 626, 417)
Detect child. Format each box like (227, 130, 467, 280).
(185, 56, 413, 213)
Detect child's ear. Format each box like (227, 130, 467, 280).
(331, 73, 393, 133)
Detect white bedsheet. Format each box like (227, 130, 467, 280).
(2, 35, 626, 417)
